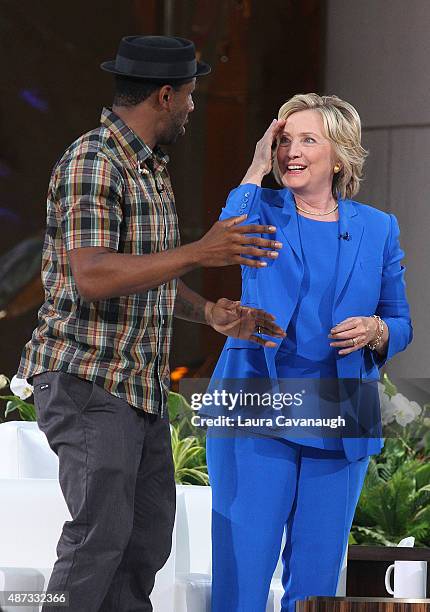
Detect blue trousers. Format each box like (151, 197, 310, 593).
(206, 433, 369, 612)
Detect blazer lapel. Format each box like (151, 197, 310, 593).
(333, 198, 364, 307)
(278, 189, 303, 263)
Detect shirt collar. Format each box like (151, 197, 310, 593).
(100, 107, 169, 171)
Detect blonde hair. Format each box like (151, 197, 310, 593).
(273, 93, 368, 200)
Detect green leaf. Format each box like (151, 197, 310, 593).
(4, 398, 36, 421)
(353, 451, 430, 547)
(167, 391, 202, 439)
(18, 402, 37, 421)
(170, 422, 208, 486)
(168, 392, 189, 421)
(5, 399, 21, 417)
(415, 463, 430, 489)
(0, 394, 25, 401)
(350, 525, 398, 547)
(382, 373, 398, 399)
(176, 467, 209, 486)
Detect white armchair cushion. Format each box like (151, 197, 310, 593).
(174, 573, 276, 612)
(174, 486, 212, 612)
(0, 568, 45, 612)
(0, 422, 58, 479)
(0, 479, 70, 569)
(175, 573, 211, 612)
(175, 485, 212, 575)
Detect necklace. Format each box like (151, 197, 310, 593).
(294, 194, 338, 217)
(295, 202, 339, 216)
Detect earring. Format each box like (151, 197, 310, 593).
(333, 164, 341, 173)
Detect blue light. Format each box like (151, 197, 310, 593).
(20, 89, 49, 112)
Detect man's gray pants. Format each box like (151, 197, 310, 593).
(31, 371, 175, 612)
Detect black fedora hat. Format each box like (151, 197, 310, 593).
(100, 35, 211, 81)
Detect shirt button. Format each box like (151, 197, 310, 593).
(244, 192, 250, 197)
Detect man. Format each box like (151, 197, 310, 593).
(17, 35, 284, 611)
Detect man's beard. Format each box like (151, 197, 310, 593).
(158, 116, 187, 145)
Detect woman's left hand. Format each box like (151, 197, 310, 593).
(328, 316, 378, 355)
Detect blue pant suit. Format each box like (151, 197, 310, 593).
(207, 214, 371, 611)
(207, 434, 369, 612)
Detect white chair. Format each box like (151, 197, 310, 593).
(174, 484, 212, 612)
(0, 478, 70, 612)
(0, 422, 175, 612)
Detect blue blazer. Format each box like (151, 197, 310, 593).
(210, 184, 413, 461)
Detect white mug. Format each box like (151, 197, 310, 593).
(385, 560, 427, 598)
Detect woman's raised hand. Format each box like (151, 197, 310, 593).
(241, 118, 286, 186)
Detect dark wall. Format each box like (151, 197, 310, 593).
(0, 0, 160, 377)
(0, 0, 325, 380)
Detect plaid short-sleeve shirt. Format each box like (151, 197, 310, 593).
(18, 108, 180, 415)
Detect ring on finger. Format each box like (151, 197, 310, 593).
(351, 337, 358, 347)
(257, 325, 262, 334)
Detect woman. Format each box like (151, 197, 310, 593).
(205, 94, 413, 612)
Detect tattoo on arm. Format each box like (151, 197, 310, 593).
(174, 280, 210, 324)
(174, 292, 206, 323)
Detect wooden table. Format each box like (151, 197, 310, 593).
(296, 596, 430, 611)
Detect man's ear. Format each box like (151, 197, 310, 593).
(158, 85, 173, 108)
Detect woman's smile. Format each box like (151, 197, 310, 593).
(286, 164, 308, 175)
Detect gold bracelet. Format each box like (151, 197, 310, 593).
(367, 315, 384, 350)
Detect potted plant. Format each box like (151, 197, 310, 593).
(346, 374, 430, 596)
(350, 374, 430, 546)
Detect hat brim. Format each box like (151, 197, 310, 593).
(100, 60, 211, 80)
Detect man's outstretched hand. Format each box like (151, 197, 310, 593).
(207, 298, 286, 347)
(193, 215, 283, 268)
